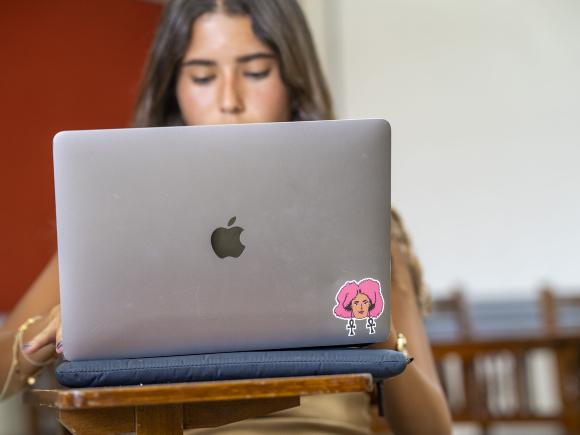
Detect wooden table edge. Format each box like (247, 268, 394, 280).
(26, 373, 374, 410)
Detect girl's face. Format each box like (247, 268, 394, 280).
(351, 293, 371, 319)
(176, 13, 290, 126)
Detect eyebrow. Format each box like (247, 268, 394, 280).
(182, 52, 276, 67)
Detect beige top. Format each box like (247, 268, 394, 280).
(187, 209, 430, 435)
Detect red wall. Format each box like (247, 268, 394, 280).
(0, 0, 162, 311)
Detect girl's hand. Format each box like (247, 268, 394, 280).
(22, 304, 62, 355)
(370, 315, 399, 351)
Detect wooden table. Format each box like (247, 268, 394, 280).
(26, 373, 374, 435)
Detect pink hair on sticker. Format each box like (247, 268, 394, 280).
(333, 278, 384, 319)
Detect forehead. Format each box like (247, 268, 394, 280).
(354, 293, 369, 300)
(184, 12, 272, 61)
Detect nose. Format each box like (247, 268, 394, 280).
(219, 71, 244, 115)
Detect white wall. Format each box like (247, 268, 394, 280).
(301, 0, 580, 298)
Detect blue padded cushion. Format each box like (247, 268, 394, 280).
(56, 348, 410, 388)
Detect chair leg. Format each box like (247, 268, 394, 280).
(556, 344, 580, 434)
(480, 422, 490, 435)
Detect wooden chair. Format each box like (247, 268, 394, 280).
(26, 374, 374, 435)
(430, 288, 580, 434)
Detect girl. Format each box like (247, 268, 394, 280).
(1, 1, 451, 433)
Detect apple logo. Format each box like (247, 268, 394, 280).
(211, 216, 246, 258)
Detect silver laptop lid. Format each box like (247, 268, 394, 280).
(54, 119, 391, 360)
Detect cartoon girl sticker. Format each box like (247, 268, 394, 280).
(333, 278, 384, 336)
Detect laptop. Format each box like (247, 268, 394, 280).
(53, 118, 391, 361)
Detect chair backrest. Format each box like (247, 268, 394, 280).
(541, 286, 580, 336)
(428, 288, 472, 341)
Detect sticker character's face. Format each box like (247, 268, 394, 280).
(333, 278, 385, 323)
(351, 292, 371, 319)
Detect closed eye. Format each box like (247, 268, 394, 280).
(243, 69, 271, 80)
(191, 75, 216, 85)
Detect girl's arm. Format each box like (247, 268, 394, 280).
(370, 226, 453, 434)
(0, 255, 61, 400)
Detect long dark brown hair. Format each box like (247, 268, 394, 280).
(133, 0, 334, 127)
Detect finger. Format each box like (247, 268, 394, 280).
(56, 324, 63, 354)
(23, 320, 57, 354)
